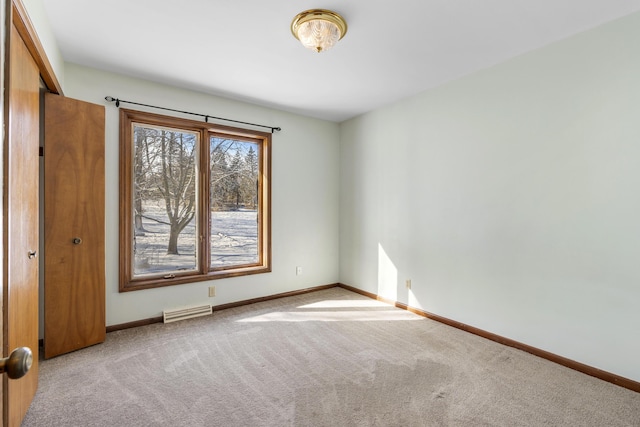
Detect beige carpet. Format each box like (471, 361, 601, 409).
(23, 288, 640, 426)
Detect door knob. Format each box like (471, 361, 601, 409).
(72, 237, 82, 245)
(0, 347, 32, 379)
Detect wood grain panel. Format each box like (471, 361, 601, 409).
(43, 93, 105, 359)
(3, 23, 40, 427)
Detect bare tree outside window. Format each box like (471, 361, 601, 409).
(132, 125, 199, 276)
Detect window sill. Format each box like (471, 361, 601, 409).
(119, 265, 271, 292)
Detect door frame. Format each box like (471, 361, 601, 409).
(1, 0, 62, 422)
(7, 0, 62, 95)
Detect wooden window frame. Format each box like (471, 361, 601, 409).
(119, 109, 271, 292)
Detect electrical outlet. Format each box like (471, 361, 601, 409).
(406, 279, 411, 289)
(296, 266, 303, 276)
(208, 286, 216, 297)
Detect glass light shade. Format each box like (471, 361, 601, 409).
(291, 9, 348, 53)
(297, 20, 341, 52)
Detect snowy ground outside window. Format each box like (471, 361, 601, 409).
(133, 205, 258, 276)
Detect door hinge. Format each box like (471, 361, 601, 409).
(39, 146, 44, 157)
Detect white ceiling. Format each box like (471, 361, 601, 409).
(43, 0, 640, 122)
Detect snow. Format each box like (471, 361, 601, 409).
(133, 206, 258, 276)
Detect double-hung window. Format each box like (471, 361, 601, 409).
(119, 109, 271, 291)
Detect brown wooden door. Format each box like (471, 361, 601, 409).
(43, 93, 106, 359)
(2, 23, 41, 427)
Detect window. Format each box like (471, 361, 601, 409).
(119, 109, 271, 291)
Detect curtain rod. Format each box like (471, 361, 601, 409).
(104, 96, 282, 133)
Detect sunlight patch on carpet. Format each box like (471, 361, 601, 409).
(298, 299, 391, 309)
(237, 309, 422, 323)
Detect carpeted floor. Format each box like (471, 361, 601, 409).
(23, 288, 640, 426)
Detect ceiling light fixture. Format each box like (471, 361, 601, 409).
(291, 9, 347, 53)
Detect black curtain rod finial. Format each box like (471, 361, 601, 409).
(105, 96, 120, 107)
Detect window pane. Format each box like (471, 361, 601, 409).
(132, 124, 199, 277)
(210, 137, 260, 268)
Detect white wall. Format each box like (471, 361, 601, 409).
(339, 12, 640, 382)
(63, 64, 340, 326)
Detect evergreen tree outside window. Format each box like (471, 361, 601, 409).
(209, 136, 260, 269)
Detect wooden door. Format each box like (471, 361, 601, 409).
(2, 23, 41, 427)
(43, 93, 105, 359)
